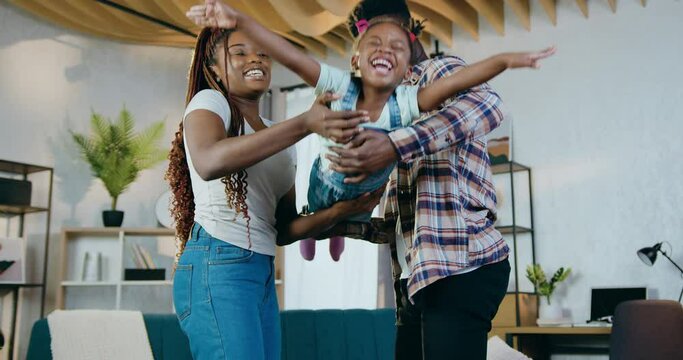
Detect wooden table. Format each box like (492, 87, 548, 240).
(502, 326, 612, 360)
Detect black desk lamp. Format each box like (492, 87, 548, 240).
(637, 242, 683, 302)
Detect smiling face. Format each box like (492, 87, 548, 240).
(211, 30, 272, 99)
(354, 22, 413, 91)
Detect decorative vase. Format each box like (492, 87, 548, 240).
(539, 301, 563, 320)
(102, 210, 124, 227)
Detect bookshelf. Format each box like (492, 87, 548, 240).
(56, 228, 176, 311)
(56, 227, 287, 311)
(0, 159, 53, 360)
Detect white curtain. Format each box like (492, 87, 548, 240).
(281, 87, 379, 310)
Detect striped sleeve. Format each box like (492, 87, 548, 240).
(388, 57, 506, 163)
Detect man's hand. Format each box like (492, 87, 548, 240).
(327, 129, 399, 184)
(305, 92, 369, 143)
(186, 0, 239, 29)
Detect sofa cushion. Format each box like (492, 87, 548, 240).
(27, 309, 396, 360)
(281, 309, 395, 360)
(27, 314, 192, 360)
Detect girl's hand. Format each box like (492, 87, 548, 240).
(503, 46, 556, 69)
(186, 0, 239, 29)
(331, 186, 386, 220)
(305, 92, 370, 143)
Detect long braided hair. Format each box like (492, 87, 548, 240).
(166, 28, 251, 264)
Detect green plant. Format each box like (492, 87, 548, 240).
(71, 106, 166, 210)
(525, 264, 571, 305)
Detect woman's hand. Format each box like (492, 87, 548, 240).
(330, 186, 386, 220)
(186, 0, 239, 29)
(501, 46, 556, 69)
(305, 92, 369, 143)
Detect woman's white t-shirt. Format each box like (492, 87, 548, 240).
(183, 89, 296, 256)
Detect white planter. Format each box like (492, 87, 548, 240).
(537, 299, 572, 326)
(539, 301, 563, 320)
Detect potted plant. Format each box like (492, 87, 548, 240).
(526, 264, 571, 321)
(71, 106, 166, 227)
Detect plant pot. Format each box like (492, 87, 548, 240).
(537, 300, 572, 327)
(539, 302, 563, 320)
(102, 210, 124, 227)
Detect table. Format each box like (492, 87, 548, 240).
(503, 326, 612, 360)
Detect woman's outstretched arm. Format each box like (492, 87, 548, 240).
(187, 93, 367, 181)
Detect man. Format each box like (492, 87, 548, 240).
(329, 1, 511, 358)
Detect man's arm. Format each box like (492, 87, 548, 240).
(390, 56, 506, 163)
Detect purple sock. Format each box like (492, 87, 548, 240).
(299, 238, 316, 261)
(329, 236, 345, 262)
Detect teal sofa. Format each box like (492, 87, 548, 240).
(27, 309, 396, 360)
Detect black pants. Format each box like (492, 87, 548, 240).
(394, 259, 511, 360)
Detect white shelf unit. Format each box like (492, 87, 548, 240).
(57, 227, 176, 312)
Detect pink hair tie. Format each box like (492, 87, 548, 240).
(409, 32, 417, 42)
(355, 19, 369, 35)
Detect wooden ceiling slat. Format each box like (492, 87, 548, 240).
(66, 0, 172, 36)
(14, 0, 155, 40)
(313, 33, 347, 56)
(410, 0, 479, 41)
(9, 0, 193, 47)
(236, 0, 294, 33)
(116, 0, 187, 29)
(331, 25, 354, 44)
(409, 4, 453, 48)
(576, 0, 589, 18)
(465, 0, 504, 36)
(608, 0, 617, 13)
(539, 0, 558, 26)
(7, 0, 650, 54)
(268, 0, 345, 37)
(315, 0, 357, 17)
(506, 0, 530, 31)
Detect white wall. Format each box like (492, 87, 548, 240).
(449, 2, 683, 359)
(0, 2, 191, 357)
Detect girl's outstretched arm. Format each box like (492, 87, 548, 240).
(417, 47, 556, 112)
(187, 0, 321, 86)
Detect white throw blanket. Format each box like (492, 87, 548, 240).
(487, 335, 532, 360)
(47, 310, 154, 360)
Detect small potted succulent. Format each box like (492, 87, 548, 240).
(526, 264, 571, 321)
(71, 106, 166, 227)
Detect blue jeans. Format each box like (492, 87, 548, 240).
(173, 223, 280, 360)
(307, 149, 395, 222)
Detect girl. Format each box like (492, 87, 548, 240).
(166, 27, 381, 359)
(186, 0, 554, 260)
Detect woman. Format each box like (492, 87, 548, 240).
(166, 27, 380, 360)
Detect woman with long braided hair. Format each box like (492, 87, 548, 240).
(167, 27, 381, 360)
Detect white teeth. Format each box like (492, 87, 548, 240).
(371, 58, 393, 70)
(245, 69, 264, 78)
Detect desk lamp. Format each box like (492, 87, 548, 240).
(637, 242, 683, 302)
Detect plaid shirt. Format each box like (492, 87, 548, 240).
(382, 55, 510, 301)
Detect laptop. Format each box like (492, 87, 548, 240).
(587, 287, 647, 324)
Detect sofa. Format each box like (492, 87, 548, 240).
(27, 309, 396, 360)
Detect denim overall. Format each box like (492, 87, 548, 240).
(307, 77, 402, 222)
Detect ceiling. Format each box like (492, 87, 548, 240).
(9, 0, 648, 57)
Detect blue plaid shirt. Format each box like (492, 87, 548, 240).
(382, 55, 510, 300)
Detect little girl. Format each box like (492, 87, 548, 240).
(188, 0, 555, 261)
